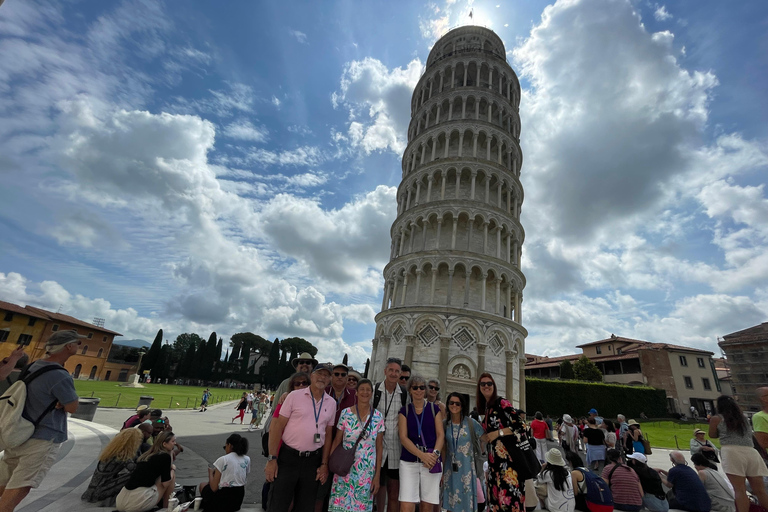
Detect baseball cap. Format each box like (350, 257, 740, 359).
(627, 453, 647, 463)
(588, 408, 598, 415)
(312, 363, 333, 375)
(45, 330, 87, 348)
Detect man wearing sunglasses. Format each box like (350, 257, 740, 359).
(373, 358, 408, 512)
(0, 330, 81, 512)
(317, 363, 357, 511)
(264, 352, 318, 435)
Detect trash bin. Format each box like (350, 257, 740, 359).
(71, 397, 100, 422)
(137, 396, 154, 408)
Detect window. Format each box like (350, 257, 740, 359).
(679, 355, 688, 366)
(3, 312, 12, 322)
(105, 370, 111, 381)
(27, 317, 36, 327)
(617, 348, 622, 355)
(81, 345, 88, 355)
(684, 376, 693, 389)
(0, 330, 9, 342)
(74, 364, 82, 378)
(596, 346, 602, 354)
(87, 332, 93, 339)
(51, 324, 59, 332)
(102, 336, 107, 342)
(97, 348, 103, 358)
(17, 334, 33, 346)
(702, 378, 711, 390)
(697, 357, 705, 368)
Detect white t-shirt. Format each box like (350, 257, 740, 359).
(214, 452, 251, 488)
(539, 471, 575, 512)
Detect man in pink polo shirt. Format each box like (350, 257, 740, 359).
(266, 363, 335, 512)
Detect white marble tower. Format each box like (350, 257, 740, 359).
(370, 26, 527, 409)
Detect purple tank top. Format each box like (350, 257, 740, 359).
(399, 402, 438, 462)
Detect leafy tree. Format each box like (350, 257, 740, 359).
(281, 347, 298, 381)
(178, 343, 197, 378)
(172, 333, 204, 364)
(559, 360, 575, 380)
(573, 355, 602, 382)
(141, 329, 163, 374)
(190, 339, 206, 378)
(264, 338, 282, 387)
(231, 333, 272, 369)
(280, 337, 318, 358)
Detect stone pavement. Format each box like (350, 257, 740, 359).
(11, 399, 267, 512)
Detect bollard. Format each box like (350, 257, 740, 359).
(115, 393, 121, 407)
(169, 396, 173, 408)
(194, 398, 198, 409)
(91, 391, 95, 397)
(674, 435, 679, 449)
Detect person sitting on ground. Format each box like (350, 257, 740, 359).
(537, 448, 575, 512)
(689, 428, 719, 462)
(115, 431, 178, 512)
(583, 417, 606, 471)
(656, 451, 711, 512)
(122, 406, 150, 430)
(565, 451, 589, 512)
(149, 409, 171, 439)
(602, 448, 643, 512)
(690, 452, 736, 512)
(137, 423, 153, 454)
(199, 434, 251, 512)
(626, 453, 668, 512)
(82, 429, 144, 506)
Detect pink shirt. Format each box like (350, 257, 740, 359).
(279, 387, 335, 452)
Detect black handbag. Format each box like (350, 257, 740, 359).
(328, 409, 373, 477)
(488, 405, 542, 481)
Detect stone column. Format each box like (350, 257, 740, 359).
(512, 241, 518, 266)
(391, 277, 399, 307)
(488, 69, 493, 90)
(439, 71, 444, 92)
(436, 105, 441, 124)
(496, 228, 502, 259)
(463, 271, 471, 306)
(507, 187, 512, 214)
(506, 235, 511, 263)
(507, 285, 512, 319)
(405, 187, 412, 210)
(485, 176, 490, 204)
(467, 220, 474, 251)
(487, 102, 493, 123)
(425, 111, 431, 129)
(408, 223, 415, 253)
(441, 174, 447, 199)
(400, 273, 409, 305)
(431, 139, 437, 161)
(458, 133, 464, 158)
(473, 133, 478, 158)
(420, 143, 426, 165)
(475, 101, 480, 120)
(481, 273, 488, 311)
(381, 282, 389, 311)
(404, 335, 416, 367)
(429, 80, 433, 99)
(483, 222, 489, 254)
(451, 67, 455, 89)
(439, 335, 451, 389)
(477, 343, 488, 376)
(495, 278, 501, 314)
(421, 222, 428, 251)
(448, 102, 453, 121)
(505, 349, 516, 405)
(470, 171, 477, 199)
(487, 136, 492, 160)
(415, 182, 422, 206)
(397, 229, 406, 256)
(430, 268, 438, 304)
(451, 218, 458, 249)
(446, 269, 454, 305)
(415, 270, 423, 303)
(426, 176, 433, 203)
(455, 172, 461, 199)
(435, 219, 443, 250)
(497, 182, 503, 207)
(476, 66, 481, 87)
(462, 98, 466, 119)
(463, 64, 468, 87)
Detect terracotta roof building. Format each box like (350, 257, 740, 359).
(526, 334, 724, 417)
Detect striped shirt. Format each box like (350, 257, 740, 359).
(374, 382, 405, 470)
(602, 463, 643, 507)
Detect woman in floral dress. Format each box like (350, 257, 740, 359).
(442, 392, 486, 512)
(477, 372, 528, 512)
(329, 378, 385, 512)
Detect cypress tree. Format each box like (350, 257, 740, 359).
(364, 358, 370, 378)
(202, 332, 217, 379)
(141, 329, 163, 374)
(342, 353, 349, 366)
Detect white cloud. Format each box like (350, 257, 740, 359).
(289, 29, 307, 44)
(222, 120, 269, 142)
(246, 146, 324, 167)
(271, 95, 281, 108)
(654, 5, 673, 21)
(332, 57, 422, 155)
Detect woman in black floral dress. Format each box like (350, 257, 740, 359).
(477, 372, 528, 512)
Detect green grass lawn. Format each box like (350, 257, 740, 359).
(73, 381, 247, 409)
(638, 420, 720, 450)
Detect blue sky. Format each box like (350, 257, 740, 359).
(1, 0, 766, 369)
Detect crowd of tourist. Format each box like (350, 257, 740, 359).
(3, 333, 768, 512)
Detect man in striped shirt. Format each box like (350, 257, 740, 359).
(374, 357, 407, 512)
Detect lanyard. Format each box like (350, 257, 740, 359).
(450, 421, 461, 455)
(384, 386, 397, 418)
(414, 404, 426, 445)
(310, 392, 325, 432)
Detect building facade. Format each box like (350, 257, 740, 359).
(0, 300, 122, 380)
(371, 26, 527, 408)
(526, 335, 724, 416)
(719, 322, 768, 412)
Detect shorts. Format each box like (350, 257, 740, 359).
(115, 485, 159, 512)
(0, 438, 61, 489)
(379, 458, 400, 485)
(398, 460, 441, 505)
(721, 445, 768, 477)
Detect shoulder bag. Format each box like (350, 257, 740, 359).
(328, 408, 374, 477)
(491, 402, 542, 481)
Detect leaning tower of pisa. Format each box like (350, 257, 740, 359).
(370, 26, 527, 408)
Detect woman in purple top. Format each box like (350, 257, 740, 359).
(398, 374, 445, 512)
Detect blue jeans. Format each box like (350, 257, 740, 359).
(642, 494, 669, 512)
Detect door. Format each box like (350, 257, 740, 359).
(73, 364, 82, 378)
(89, 365, 98, 380)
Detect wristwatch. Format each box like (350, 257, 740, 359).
(498, 428, 505, 437)
(433, 450, 441, 457)
(269, 455, 278, 461)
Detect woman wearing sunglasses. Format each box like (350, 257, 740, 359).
(477, 372, 528, 512)
(442, 392, 487, 512)
(398, 374, 445, 512)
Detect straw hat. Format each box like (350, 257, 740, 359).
(628, 419, 639, 425)
(545, 448, 566, 467)
(693, 428, 705, 435)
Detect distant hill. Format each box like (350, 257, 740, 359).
(114, 338, 151, 349)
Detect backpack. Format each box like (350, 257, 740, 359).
(0, 364, 68, 451)
(372, 382, 407, 412)
(576, 468, 614, 512)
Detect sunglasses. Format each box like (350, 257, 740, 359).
(334, 372, 347, 377)
(448, 401, 462, 406)
(411, 385, 426, 390)
(295, 382, 310, 388)
(399, 375, 409, 381)
(428, 385, 439, 391)
(347, 377, 358, 382)
(297, 360, 313, 365)
(479, 381, 494, 387)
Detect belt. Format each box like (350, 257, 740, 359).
(283, 444, 322, 458)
